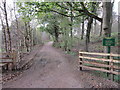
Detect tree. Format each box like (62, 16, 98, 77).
(40, 13, 60, 42)
(0, 15, 8, 52)
(18, 2, 103, 52)
(118, 14, 120, 54)
(102, 1, 113, 53)
(85, 17, 93, 51)
(81, 16, 85, 40)
(3, 1, 12, 52)
(85, 2, 98, 51)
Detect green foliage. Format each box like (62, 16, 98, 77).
(39, 13, 60, 38)
(16, 1, 101, 45)
(65, 51, 76, 56)
(0, 48, 4, 52)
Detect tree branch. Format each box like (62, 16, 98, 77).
(0, 6, 4, 11)
(80, 2, 102, 22)
(55, 3, 69, 10)
(67, 2, 102, 22)
(50, 9, 83, 18)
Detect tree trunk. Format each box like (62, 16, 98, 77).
(70, 3, 73, 49)
(33, 28, 37, 45)
(64, 27, 67, 51)
(81, 16, 84, 40)
(87, 17, 93, 43)
(102, 1, 113, 77)
(70, 2, 73, 39)
(99, 21, 103, 36)
(24, 22, 29, 52)
(102, 1, 112, 53)
(1, 19, 8, 52)
(28, 22, 32, 51)
(85, 17, 93, 51)
(118, 15, 120, 54)
(3, 2, 12, 52)
(70, 17, 73, 39)
(14, 2, 19, 31)
(54, 25, 59, 42)
(93, 19, 97, 34)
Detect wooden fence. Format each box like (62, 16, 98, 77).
(0, 51, 17, 70)
(79, 51, 120, 80)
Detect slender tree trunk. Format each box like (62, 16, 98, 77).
(70, 2, 73, 39)
(64, 27, 67, 51)
(81, 16, 84, 40)
(99, 21, 103, 36)
(118, 15, 120, 54)
(54, 25, 59, 42)
(24, 22, 29, 52)
(33, 28, 37, 45)
(94, 19, 97, 34)
(85, 17, 93, 51)
(14, 3, 19, 31)
(14, 3, 23, 65)
(70, 3, 73, 49)
(28, 22, 32, 51)
(70, 17, 73, 39)
(3, 1, 12, 52)
(1, 19, 8, 52)
(87, 17, 93, 43)
(31, 29, 34, 47)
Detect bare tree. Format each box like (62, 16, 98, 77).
(3, 1, 12, 52)
(0, 14, 8, 52)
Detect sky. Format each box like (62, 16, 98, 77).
(113, 0, 119, 14)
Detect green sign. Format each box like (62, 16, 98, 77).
(103, 37, 115, 46)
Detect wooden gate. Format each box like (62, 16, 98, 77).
(79, 51, 120, 80)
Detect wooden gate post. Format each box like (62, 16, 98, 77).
(79, 52, 83, 71)
(110, 53, 114, 81)
(12, 50, 17, 70)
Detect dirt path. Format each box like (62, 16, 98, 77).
(3, 42, 118, 88)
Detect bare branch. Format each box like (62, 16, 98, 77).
(0, 6, 4, 11)
(50, 9, 83, 18)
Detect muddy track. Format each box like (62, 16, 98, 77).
(3, 42, 119, 88)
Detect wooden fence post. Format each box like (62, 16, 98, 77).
(12, 50, 17, 70)
(79, 52, 83, 71)
(110, 53, 114, 81)
(106, 55, 110, 77)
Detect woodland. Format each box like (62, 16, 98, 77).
(0, 1, 119, 52)
(0, 0, 120, 88)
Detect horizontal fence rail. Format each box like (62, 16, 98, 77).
(78, 51, 120, 80)
(0, 51, 17, 70)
